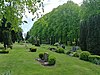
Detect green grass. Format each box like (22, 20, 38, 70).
(0, 43, 100, 75)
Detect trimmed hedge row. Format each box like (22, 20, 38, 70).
(66, 50, 100, 65)
(88, 55, 100, 65)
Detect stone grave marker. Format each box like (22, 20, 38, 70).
(44, 52, 49, 62)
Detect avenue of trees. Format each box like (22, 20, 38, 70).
(26, 0, 100, 55)
(0, 0, 100, 55)
(27, 1, 80, 45)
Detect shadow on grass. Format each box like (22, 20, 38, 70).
(0, 47, 4, 49)
(0, 49, 9, 54)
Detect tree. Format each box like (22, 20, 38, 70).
(80, 14, 100, 55)
(80, 0, 100, 55)
(0, 0, 44, 48)
(28, 1, 80, 45)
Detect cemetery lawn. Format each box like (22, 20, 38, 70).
(0, 43, 100, 75)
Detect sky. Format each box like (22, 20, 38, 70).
(21, 0, 83, 34)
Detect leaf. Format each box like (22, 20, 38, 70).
(23, 21, 28, 23)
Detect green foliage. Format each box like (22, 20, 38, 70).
(80, 0, 100, 55)
(35, 39, 40, 46)
(73, 52, 79, 57)
(56, 47, 64, 53)
(76, 50, 82, 53)
(3, 30, 12, 47)
(67, 49, 82, 57)
(79, 51, 91, 61)
(66, 51, 72, 55)
(39, 53, 44, 60)
(54, 43, 59, 46)
(30, 48, 37, 52)
(48, 56, 56, 65)
(80, 14, 100, 55)
(11, 30, 17, 43)
(0, 0, 42, 28)
(28, 1, 80, 45)
(25, 32, 30, 40)
(88, 55, 100, 65)
(80, 0, 100, 20)
(80, 20, 87, 51)
(0, 29, 3, 42)
(17, 31, 24, 43)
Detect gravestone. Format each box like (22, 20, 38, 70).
(75, 46, 79, 50)
(71, 46, 79, 52)
(44, 52, 49, 62)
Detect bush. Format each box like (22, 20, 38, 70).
(66, 51, 72, 55)
(88, 55, 100, 65)
(30, 48, 37, 52)
(54, 42, 59, 46)
(56, 47, 64, 53)
(39, 53, 44, 60)
(73, 50, 82, 57)
(73, 52, 79, 57)
(48, 56, 56, 65)
(76, 49, 82, 53)
(49, 47, 57, 52)
(35, 44, 40, 46)
(79, 51, 91, 61)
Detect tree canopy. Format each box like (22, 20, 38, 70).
(28, 1, 80, 45)
(0, 0, 43, 31)
(27, 0, 100, 55)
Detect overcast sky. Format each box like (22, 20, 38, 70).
(21, 0, 83, 34)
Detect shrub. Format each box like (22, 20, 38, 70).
(76, 49, 82, 53)
(54, 43, 59, 46)
(56, 47, 64, 53)
(88, 55, 100, 65)
(35, 44, 40, 46)
(73, 52, 79, 57)
(73, 50, 82, 57)
(48, 56, 56, 65)
(39, 53, 44, 60)
(49, 47, 57, 52)
(66, 51, 72, 55)
(30, 48, 37, 52)
(79, 51, 91, 61)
